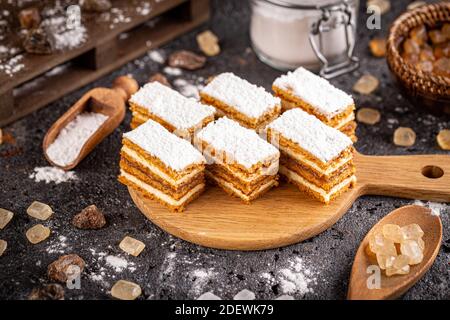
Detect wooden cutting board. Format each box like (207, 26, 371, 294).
(129, 152, 450, 250)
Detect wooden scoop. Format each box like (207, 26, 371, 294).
(348, 205, 442, 300)
(43, 75, 138, 170)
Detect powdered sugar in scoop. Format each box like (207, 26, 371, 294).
(46, 112, 108, 167)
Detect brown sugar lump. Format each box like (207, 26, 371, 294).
(118, 120, 206, 212)
(200, 73, 281, 131)
(195, 117, 280, 203)
(266, 109, 356, 204)
(128, 82, 215, 137)
(272, 67, 357, 141)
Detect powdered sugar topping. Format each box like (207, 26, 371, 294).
(123, 119, 205, 171)
(201, 73, 280, 119)
(129, 82, 215, 130)
(273, 67, 354, 118)
(196, 117, 280, 168)
(268, 109, 352, 163)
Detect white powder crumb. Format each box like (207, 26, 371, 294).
(275, 294, 294, 300)
(163, 66, 182, 76)
(29, 166, 77, 184)
(161, 252, 177, 277)
(277, 257, 316, 295)
(41, 16, 87, 51)
(105, 255, 133, 272)
(136, 1, 152, 15)
(148, 49, 165, 64)
(190, 269, 216, 295)
(173, 78, 201, 99)
(233, 289, 256, 300)
(46, 235, 69, 254)
(413, 200, 447, 216)
(0, 54, 25, 77)
(197, 292, 221, 300)
(45, 112, 108, 167)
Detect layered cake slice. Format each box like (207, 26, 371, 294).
(118, 119, 206, 212)
(129, 82, 215, 138)
(195, 117, 280, 203)
(200, 72, 281, 131)
(266, 109, 356, 204)
(272, 67, 357, 141)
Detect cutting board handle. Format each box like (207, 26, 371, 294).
(356, 153, 450, 202)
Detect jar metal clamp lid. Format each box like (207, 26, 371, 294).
(260, 0, 360, 79)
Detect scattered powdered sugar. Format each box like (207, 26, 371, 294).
(277, 257, 316, 295)
(173, 78, 203, 100)
(273, 67, 354, 118)
(41, 16, 87, 51)
(197, 292, 222, 300)
(29, 166, 78, 184)
(163, 66, 183, 76)
(201, 72, 280, 119)
(148, 49, 165, 64)
(0, 54, 25, 77)
(233, 289, 256, 300)
(190, 268, 216, 295)
(136, 1, 152, 15)
(46, 112, 108, 167)
(46, 236, 69, 254)
(105, 255, 135, 272)
(413, 200, 448, 216)
(267, 108, 353, 163)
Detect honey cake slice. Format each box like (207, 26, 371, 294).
(267, 109, 356, 204)
(195, 117, 280, 202)
(272, 67, 357, 141)
(129, 82, 216, 137)
(118, 119, 206, 212)
(200, 73, 281, 131)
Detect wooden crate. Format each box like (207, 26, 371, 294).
(0, 0, 209, 127)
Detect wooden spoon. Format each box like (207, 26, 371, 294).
(43, 75, 138, 171)
(348, 205, 442, 300)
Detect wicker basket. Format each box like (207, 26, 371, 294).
(386, 2, 450, 115)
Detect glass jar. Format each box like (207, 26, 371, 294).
(250, 0, 360, 78)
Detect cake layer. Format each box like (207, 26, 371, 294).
(120, 157, 204, 199)
(123, 119, 205, 174)
(123, 138, 204, 184)
(196, 117, 280, 172)
(280, 155, 355, 192)
(119, 170, 205, 212)
(206, 171, 278, 203)
(273, 67, 354, 120)
(280, 166, 356, 204)
(208, 164, 278, 195)
(267, 109, 353, 166)
(200, 92, 281, 130)
(129, 82, 215, 132)
(200, 72, 281, 123)
(275, 139, 353, 176)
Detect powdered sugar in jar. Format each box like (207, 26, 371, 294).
(250, 0, 360, 78)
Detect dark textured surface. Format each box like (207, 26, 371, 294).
(0, 0, 449, 300)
